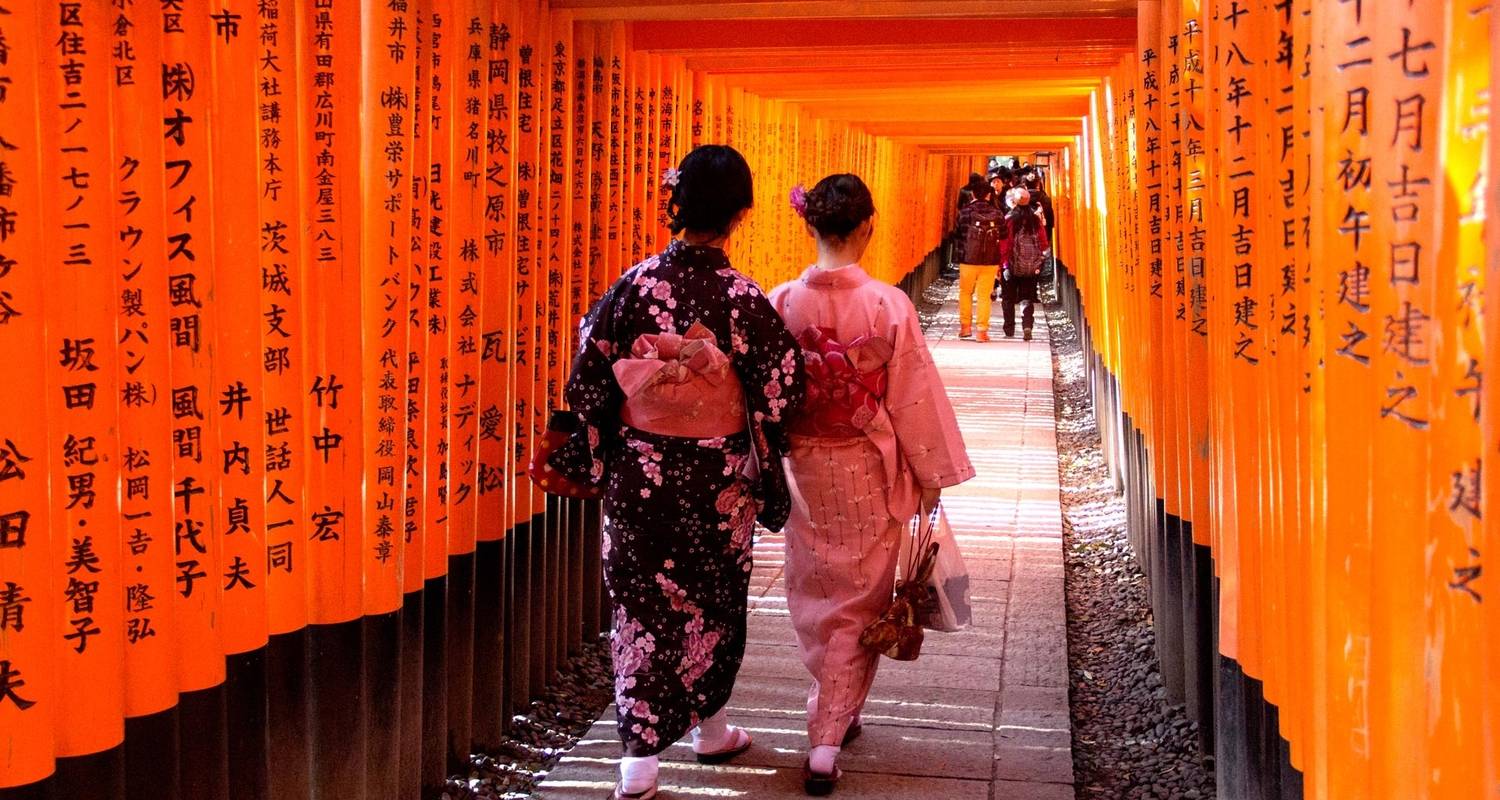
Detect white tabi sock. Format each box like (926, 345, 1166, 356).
(691, 707, 733, 752)
(619, 755, 658, 793)
(809, 744, 840, 775)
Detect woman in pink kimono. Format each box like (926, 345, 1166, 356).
(770, 174, 974, 794)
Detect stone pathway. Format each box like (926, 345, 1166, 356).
(538, 293, 1074, 800)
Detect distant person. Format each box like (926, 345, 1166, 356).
(772, 172, 974, 796)
(1000, 187, 1049, 341)
(948, 173, 990, 277)
(953, 181, 1006, 341)
(989, 167, 1012, 212)
(956, 172, 986, 210)
(1022, 169, 1056, 235)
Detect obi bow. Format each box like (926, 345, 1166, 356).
(795, 326, 916, 519)
(613, 321, 732, 397)
(612, 321, 744, 431)
(798, 326, 894, 430)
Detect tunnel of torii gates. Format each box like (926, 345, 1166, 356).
(0, 0, 1496, 798)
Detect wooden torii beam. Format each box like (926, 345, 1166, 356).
(555, 0, 1137, 20)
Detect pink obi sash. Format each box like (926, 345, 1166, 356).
(613, 321, 747, 438)
(790, 326, 917, 520)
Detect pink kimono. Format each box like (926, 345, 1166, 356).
(770, 264, 974, 747)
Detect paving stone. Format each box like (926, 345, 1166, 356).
(1005, 588, 1065, 626)
(724, 680, 998, 731)
(998, 685, 1071, 748)
(988, 781, 1076, 800)
(628, 714, 996, 779)
(738, 642, 1004, 693)
(543, 767, 995, 800)
(876, 651, 1004, 693)
(1002, 629, 1069, 689)
(916, 624, 1007, 657)
(992, 736, 1076, 786)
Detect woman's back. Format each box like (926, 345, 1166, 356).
(770, 262, 911, 351)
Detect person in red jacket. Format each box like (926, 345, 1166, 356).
(999, 187, 1049, 341)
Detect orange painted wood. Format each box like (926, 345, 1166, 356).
(629, 16, 1135, 51)
(110, 0, 182, 717)
(0, 1, 59, 785)
(259, 0, 313, 636)
(160, 0, 230, 686)
(40, 0, 129, 756)
(554, 0, 1137, 21)
(300, 0, 368, 625)
(212, 0, 273, 653)
(448, 0, 488, 553)
(361, 0, 416, 611)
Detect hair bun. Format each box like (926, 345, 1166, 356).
(666, 145, 754, 236)
(802, 173, 875, 240)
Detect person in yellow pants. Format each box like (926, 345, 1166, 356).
(958, 262, 1000, 341)
(954, 181, 1005, 341)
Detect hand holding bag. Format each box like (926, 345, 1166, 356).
(858, 505, 945, 661)
(901, 504, 972, 632)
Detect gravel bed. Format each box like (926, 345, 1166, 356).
(914, 273, 957, 329)
(444, 639, 613, 800)
(1044, 299, 1217, 800)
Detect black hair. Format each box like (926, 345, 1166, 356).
(666, 144, 754, 235)
(804, 173, 876, 240)
(971, 181, 995, 201)
(1008, 206, 1043, 238)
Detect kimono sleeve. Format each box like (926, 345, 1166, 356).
(550, 272, 635, 488)
(731, 288, 804, 436)
(884, 295, 975, 489)
(729, 286, 806, 530)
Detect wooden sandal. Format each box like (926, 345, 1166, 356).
(607, 781, 658, 800)
(694, 726, 753, 764)
(802, 759, 842, 796)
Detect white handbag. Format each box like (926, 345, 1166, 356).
(898, 503, 973, 633)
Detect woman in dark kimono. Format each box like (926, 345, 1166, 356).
(555, 145, 805, 800)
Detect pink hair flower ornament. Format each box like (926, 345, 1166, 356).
(789, 184, 808, 218)
(661, 167, 681, 190)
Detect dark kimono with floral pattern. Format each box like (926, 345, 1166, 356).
(559, 240, 805, 757)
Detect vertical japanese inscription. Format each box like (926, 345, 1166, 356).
(474, 6, 511, 540)
(402, 0, 428, 590)
(303, 0, 365, 622)
(422, 0, 455, 575)
(45, 0, 128, 751)
(363, 0, 414, 611)
(1318, 0, 1375, 787)
(447, 0, 485, 551)
(0, 4, 57, 786)
(111, 0, 177, 716)
(260, 0, 309, 633)
(212, 0, 271, 655)
(546, 30, 568, 424)
(511, 8, 537, 523)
